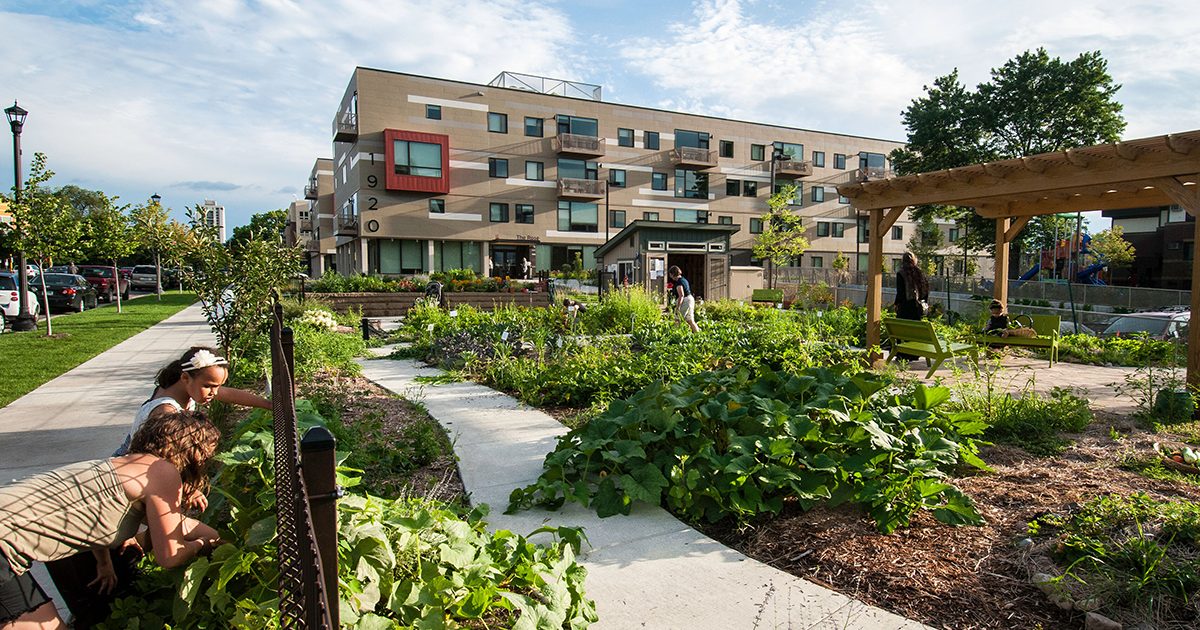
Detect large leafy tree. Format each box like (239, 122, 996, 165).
(891, 48, 1126, 255)
(228, 209, 287, 248)
(752, 184, 809, 289)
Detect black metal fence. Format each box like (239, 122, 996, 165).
(271, 299, 338, 628)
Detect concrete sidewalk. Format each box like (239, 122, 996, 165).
(0, 303, 216, 483)
(359, 356, 929, 630)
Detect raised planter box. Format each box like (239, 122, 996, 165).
(313, 292, 551, 317)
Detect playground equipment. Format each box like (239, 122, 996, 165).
(1075, 262, 1107, 285)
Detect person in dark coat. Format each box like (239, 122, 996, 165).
(894, 251, 929, 321)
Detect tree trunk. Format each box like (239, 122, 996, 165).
(39, 258, 53, 336)
(155, 252, 162, 301)
(113, 260, 123, 314)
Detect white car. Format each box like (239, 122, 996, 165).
(0, 271, 42, 330)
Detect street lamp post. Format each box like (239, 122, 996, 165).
(5, 101, 35, 332)
(150, 193, 163, 296)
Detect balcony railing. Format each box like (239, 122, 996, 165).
(335, 214, 358, 235)
(850, 166, 894, 183)
(304, 184, 319, 200)
(306, 238, 321, 252)
(557, 177, 606, 199)
(671, 146, 717, 169)
(775, 160, 814, 178)
(332, 112, 357, 142)
(553, 133, 606, 157)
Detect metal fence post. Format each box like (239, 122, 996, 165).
(361, 316, 370, 342)
(301, 427, 340, 628)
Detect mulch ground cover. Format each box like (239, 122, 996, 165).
(699, 416, 1200, 629)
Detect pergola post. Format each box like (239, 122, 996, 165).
(1190, 217, 1200, 390)
(993, 218, 1011, 305)
(865, 208, 885, 362)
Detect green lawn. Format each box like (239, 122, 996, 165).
(0, 292, 198, 408)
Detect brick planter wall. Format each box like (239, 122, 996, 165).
(312, 292, 551, 317)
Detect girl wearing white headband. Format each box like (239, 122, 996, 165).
(114, 346, 270, 462)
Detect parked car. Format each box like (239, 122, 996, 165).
(78, 265, 131, 302)
(130, 265, 159, 291)
(30, 273, 99, 313)
(119, 266, 133, 279)
(1099, 311, 1190, 340)
(46, 265, 70, 274)
(0, 271, 41, 329)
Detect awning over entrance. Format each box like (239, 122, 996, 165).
(836, 130, 1200, 384)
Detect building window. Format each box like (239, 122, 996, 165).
(515, 204, 535, 224)
(525, 116, 544, 137)
(393, 140, 443, 178)
(718, 215, 733, 225)
(860, 151, 888, 178)
(488, 158, 508, 178)
(750, 218, 764, 233)
(429, 199, 445, 214)
(817, 222, 830, 237)
(892, 226, 903, 240)
(674, 209, 708, 223)
(948, 228, 960, 242)
(644, 211, 660, 221)
(675, 169, 708, 199)
(608, 169, 626, 188)
(425, 104, 441, 120)
(618, 128, 634, 147)
(674, 129, 710, 149)
(490, 203, 509, 222)
(651, 172, 668, 191)
(811, 256, 824, 268)
(838, 194, 849, 204)
(812, 151, 825, 167)
(719, 140, 734, 158)
(726, 179, 740, 196)
(558, 158, 598, 180)
(832, 222, 845, 238)
(645, 131, 660, 150)
(751, 144, 765, 161)
(488, 112, 508, 133)
(834, 153, 847, 169)
(556, 114, 598, 136)
(525, 160, 544, 181)
(811, 186, 825, 203)
(857, 216, 869, 243)
(774, 141, 803, 160)
(557, 201, 598, 232)
(743, 180, 757, 197)
(611, 210, 627, 228)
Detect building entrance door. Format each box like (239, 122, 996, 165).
(490, 245, 532, 278)
(667, 253, 707, 299)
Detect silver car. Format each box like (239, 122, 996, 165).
(130, 265, 159, 291)
(1100, 311, 1190, 340)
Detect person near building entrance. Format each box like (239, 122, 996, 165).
(668, 265, 699, 333)
(521, 257, 531, 279)
(894, 251, 929, 321)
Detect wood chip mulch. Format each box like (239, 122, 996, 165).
(698, 417, 1200, 630)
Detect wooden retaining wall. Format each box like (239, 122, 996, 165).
(312, 292, 552, 317)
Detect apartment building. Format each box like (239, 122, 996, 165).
(318, 67, 928, 283)
(301, 158, 336, 275)
(199, 199, 227, 243)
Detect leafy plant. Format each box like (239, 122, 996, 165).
(508, 366, 989, 534)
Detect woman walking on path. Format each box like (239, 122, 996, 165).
(668, 266, 700, 333)
(0, 411, 224, 629)
(894, 251, 929, 321)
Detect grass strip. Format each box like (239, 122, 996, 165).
(0, 292, 197, 408)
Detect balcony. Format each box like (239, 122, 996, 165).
(304, 183, 319, 200)
(774, 160, 814, 178)
(306, 238, 321, 253)
(848, 166, 894, 183)
(671, 146, 717, 169)
(332, 112, 358, 142)
(335, 213, 359, 236)
(557, 178, 606, 200)
(553, 133, 606, 158)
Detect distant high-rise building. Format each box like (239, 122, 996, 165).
(200, 199, 226, 242)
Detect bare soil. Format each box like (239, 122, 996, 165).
(699, 415, 1200, 630)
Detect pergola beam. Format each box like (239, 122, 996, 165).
(1004, 216, 1031, 242)
(1154, 176, 1200, 215)
(974, 187, 1180, 218)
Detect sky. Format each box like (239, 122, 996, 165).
(1, 0, 1197, 232)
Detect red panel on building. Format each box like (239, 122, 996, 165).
(384, 129, 450, 193)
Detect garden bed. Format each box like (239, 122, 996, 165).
(315, 291, 551, 316)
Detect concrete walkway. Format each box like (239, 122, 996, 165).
(358, 356, 929, 630)
(0, 303, 216, 483)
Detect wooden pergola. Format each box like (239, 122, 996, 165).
(836, 130, 1200, 385)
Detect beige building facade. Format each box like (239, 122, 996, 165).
(299, 158, 336, 275)
(317, 67, 951, 279)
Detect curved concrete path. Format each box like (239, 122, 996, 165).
(359, 356, 929, 630)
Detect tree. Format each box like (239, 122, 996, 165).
(831, 251, 850, 284)
(84, 193, 137, 312)
(2, 153, 84, 335)
(906, 214, 945, 275)
(228, 209, 287, 248)
(186, 205, 303, 365)
(131, 198, 176, 301)
(892, 48, 1126, 255)
(752, 184, 809, 289)
(1089, 226, 1136, 269)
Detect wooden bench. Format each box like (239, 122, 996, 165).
(883, 317, 978, 378)
(975, 314, 1060, 367)
(751, 288, 784, 306)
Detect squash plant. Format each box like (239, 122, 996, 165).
(100, 402, 597, 629)
(508, 366, 989, 534)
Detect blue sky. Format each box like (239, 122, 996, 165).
(1, 0, 1198, 231)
